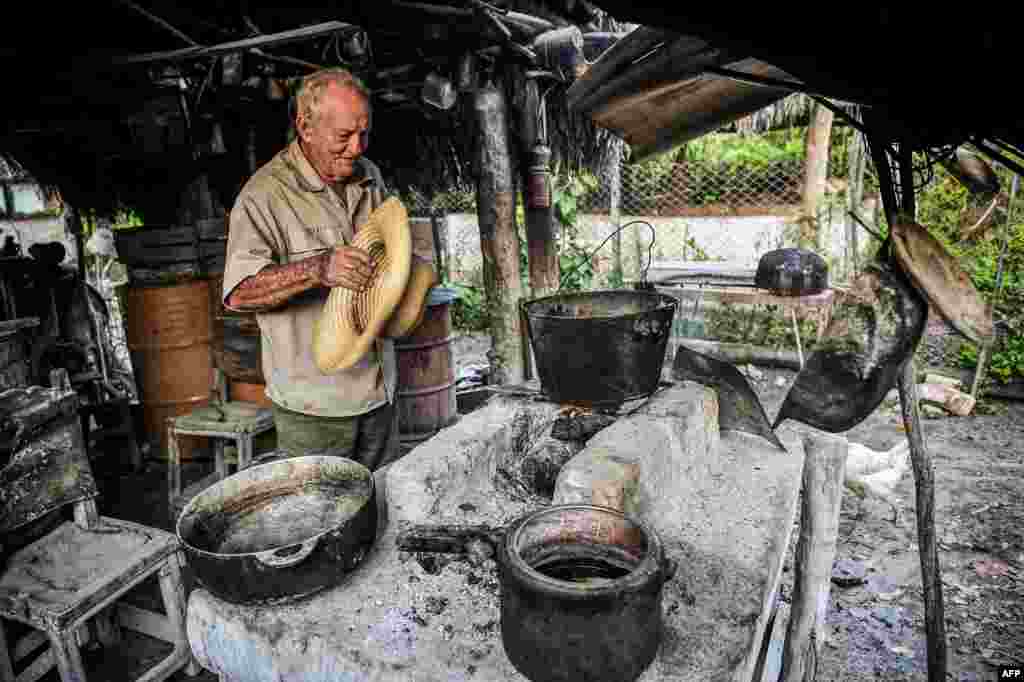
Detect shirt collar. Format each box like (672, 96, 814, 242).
(286, 139, 375, 193)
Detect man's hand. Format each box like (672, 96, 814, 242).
(319, 245, 373, 291)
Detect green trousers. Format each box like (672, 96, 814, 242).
(271, 401, 399, 471)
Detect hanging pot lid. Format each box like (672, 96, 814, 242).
(755, 248, 828, 296)
(773, 261, 927, 433)
(890, 220, 994, 345)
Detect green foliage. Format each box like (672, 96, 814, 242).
(704, 302, 818, 350)
(674, 133, 804, 168)
(913, 161, 1024, 382)
(558, 241, 594, 292)
(959, 336, 1024, 384)
(552, 172, 599, 293)
(447, 279, 490, 333)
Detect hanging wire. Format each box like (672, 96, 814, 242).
(557, 219, 656, 292)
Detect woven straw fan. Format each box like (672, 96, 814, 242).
(313, 198, 413, 373)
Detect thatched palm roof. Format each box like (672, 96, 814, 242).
(733, 94, 859, 134)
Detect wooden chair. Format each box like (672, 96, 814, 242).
(0, 370, 198, 682)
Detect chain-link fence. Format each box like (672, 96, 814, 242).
(408, 158, 809, 286)
(402, 159, 804, 218)
(583, 159, 804, 216)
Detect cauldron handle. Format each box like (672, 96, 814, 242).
(254, 536, 320, 568)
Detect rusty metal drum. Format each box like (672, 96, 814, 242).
(394, 287, 458, 449)
(124, 278, 214, 458)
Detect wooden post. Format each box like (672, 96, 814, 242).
(518, 77, 559, 297)
(780, 430, 847, 682)
(609, 139, 624, 286)
(474, 84, 525, 386)
(861, 129, 949, 682)
(801, 102, 835, 251)
(845, 129, 866, 279)
(897, 142, 948, 682)
(897, 363, 948, 680)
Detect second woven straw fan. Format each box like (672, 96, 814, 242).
(313, 197, 438, 373)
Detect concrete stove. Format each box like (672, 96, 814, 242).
(186, 382, 805, 681)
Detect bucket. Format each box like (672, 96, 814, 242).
(209, 273, 265, 384)
(522, 290, 677, 406)
(125, 279, 214, 459)
(394, 287, 458, 446)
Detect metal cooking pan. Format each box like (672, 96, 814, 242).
(773, 261, 927, 433)
(177, 455, 377, 605)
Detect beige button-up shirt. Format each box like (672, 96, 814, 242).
(222, 140, 397, 417)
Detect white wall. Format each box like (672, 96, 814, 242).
(0, 215, 78, 268)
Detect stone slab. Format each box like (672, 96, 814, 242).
(554, 381, 805, 681)
(187, 385, 806, 682)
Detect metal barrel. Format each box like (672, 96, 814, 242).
(124, 278, 214, 459)
(394, 287, 458, 449)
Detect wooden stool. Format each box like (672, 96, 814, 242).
(166, 401, 275, 518)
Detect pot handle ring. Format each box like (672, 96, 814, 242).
(255, 537, 319, 568)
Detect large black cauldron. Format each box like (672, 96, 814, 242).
(522, 290, 677, 406)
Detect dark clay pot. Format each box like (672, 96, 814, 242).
(498, 505, 673, 682)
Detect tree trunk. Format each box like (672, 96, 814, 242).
(845, 127, 866, 279)
(474, 85, 525, 386)
(801, 102, 835, 250)
(609, 139, 623, 286)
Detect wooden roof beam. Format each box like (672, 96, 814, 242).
(112, 20, 358, 66)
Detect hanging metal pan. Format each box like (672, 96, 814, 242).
(890, 220, 994, 345)
(773, 261, 927, 433)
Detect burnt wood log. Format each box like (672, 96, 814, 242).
(550, 412, 617, 441)
(396, 524, 505, 555)
(518, 436, 586, 497)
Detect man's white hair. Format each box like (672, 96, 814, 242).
(295, 68, 371, 128)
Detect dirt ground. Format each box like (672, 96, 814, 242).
(758, 367, 1024, 682)
(17, 330, 1021, 681)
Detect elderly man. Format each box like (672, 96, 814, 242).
(222, 67, 399, 469)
